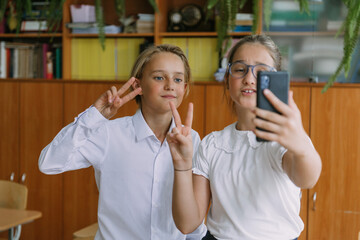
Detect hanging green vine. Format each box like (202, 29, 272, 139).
(206, 0, 360, 92)
(95, 0, 105, 50)
(322, 0, 360, 92)
(47, 0, 66, 34)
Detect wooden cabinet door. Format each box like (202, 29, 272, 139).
(308, 86, 360, 239)
(0, 82, 19, 180)
(204, 84, 237, 135)
(291, 86, 311, 240)
(0, 82, 20, 239)
(19, 82, 64, 239)
(63, 82, 139, 240)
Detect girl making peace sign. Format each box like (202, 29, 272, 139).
(168, 35, 322, 240)
(39, 44, 206, 240)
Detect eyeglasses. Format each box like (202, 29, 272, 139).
(228, 61, 276, 79)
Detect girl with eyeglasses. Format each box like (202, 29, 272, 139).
(167, 35, 322, 240)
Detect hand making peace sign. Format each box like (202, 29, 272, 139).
(167, 101, 194, 171)
(94, 77, 142, 119)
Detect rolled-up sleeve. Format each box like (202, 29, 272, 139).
(39, 106, 109, 174)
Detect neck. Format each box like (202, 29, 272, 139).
(141, 108, 172, 143)
(235, 106, 255, 131)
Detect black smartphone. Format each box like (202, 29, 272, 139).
(256, 71, 289, 142)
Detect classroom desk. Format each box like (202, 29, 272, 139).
(0, 208, 42, 240)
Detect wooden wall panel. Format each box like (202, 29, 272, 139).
(0, 82, 19, 180)
(204, 85, 237, 135)
(308, 87, 360, 240)
(19, 82, 64, 239)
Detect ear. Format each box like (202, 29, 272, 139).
(132, 78, 143, 95)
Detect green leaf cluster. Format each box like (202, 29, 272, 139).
(206, 0, 360, 92)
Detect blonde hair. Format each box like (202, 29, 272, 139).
(130, 44, 191, 105)
(223, 35, 282, 112)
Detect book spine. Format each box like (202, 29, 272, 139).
(0, 41, 6, 78)
(42, 43, 49, 78)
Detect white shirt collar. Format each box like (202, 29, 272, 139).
(214, 122, 262, 152)
(132, 109, 176, 142)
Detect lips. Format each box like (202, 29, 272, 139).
(241, 89, 256, 93)
(161, 95, 176, 99)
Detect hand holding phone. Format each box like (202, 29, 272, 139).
(256, 71, 289, 142)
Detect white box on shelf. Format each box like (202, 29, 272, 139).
(70, 4, 96, 23)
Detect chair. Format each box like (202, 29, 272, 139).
(73, 222, 98, 239)
(0, 180, 28, 240)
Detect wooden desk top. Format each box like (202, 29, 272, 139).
(0, 208, 42, 231)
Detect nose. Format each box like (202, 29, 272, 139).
(164, 78, 174, 90)
(242, 69, 256, 86)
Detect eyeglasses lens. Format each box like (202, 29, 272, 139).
(230, 62, 273, 79)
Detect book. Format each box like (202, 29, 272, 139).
(21, 20, 48, 32)
(0, 41, 6, 78)
(70, 4, 96, 23)
(42, 43, 49, 78)
(46, 51, 53, 79)
(55, 47, 62, 79)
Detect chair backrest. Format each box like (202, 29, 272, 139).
(0, 180, 28, 210)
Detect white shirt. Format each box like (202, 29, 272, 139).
(39, 106, 206, 240)
(193, 123, 304, 240)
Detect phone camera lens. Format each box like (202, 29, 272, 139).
(261, 76, 270, 89)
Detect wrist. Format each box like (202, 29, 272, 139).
(174, 167, 192, 172)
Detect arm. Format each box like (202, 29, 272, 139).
(39, 78, 142, 174)
(167, 102, 211, 234)
(253, 89, 322, 188)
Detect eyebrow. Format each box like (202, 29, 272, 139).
(235, 60, 267, 65)
(151, 70, 184, 75)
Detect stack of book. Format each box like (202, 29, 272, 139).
(66, 22, 121, 34)
(268, 0, 324, 32)
(20, 1, 50, 32)
(136, 14, 154, 33)
(232, 13, 253, 32)
(0, 41, 62, 79)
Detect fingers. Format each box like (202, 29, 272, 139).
(117, 77, 137, 96)
(107, 86, 118, 103)
(184, 103, 193, 129)
(263, 89, 291, 116)
(116, 86, 142, 107)
(169, 101, 182, 128)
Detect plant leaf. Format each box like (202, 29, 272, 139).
(252, 0, 259, 33)
(206, 0, 220, 10)
(0, 0, 8, 22)
(95, 0, 105, 51)
(263, 0, 273, 30)
(323, 0, 360, 92)
(147, 0, 159, 13)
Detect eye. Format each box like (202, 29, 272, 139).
(233, 66, 246, 73)
(174, 78, 183, 83)
(154, 76, 164, 81)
